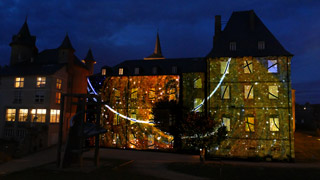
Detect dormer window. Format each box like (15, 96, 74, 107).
(101, 69, 106, 76)
(258, 41, 265, 50)
(134, 67, 140, 75)
(152, 67, 157, 74)
(172, 66, 177, 74)
(119, 68, 124, 75)
(229, 42, 236, 51)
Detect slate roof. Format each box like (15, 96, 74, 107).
(9, 21, 36, 47)
(207, 10, 293, 58)
(0, 63, 65, 76)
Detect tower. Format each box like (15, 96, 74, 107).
(83, 48, 96, 75)
(58, 34, 75, 64)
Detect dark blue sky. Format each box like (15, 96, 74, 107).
(0, 0, 319, 104)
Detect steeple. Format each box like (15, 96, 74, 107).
(83, 48, 96, 75)
(144, 32, 165, 60)
(59, 33, 75, 51)
(84, 48, 95, 62)
(10, 20, 36, 47)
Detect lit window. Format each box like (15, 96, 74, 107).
(258, 41, 265, 50)
(149, 88, 155, 100)
(222, 117, 231, 131)
(35, 91, 45, 103)
(268, 60, 278, 73)
(244, 85, 254, 99)
(31, 109, 46, 123)
(119, 68, 124, 75)
(243, 60, 253, 73)
(56, 92, 61, 104)
(50, 109, 60, 123)
(245, 117, 255, 132)
(56, 79, 62, 89)
(270, 117, 280, 131)
(18, 109, 28, 122)
(194, 78, 202, 89)
(101, 69, 106, 76)
(6, 109, 16, 122)
(115, 89, 120, 100)
(172, 66, 177, 74)
(220, 61, 229, 74)
(268, 85, 278, 99)
(148, 134, 154, 148)
(194, 98, 203, 112)
(131, 88, 138, 99)
(36, 77, 46, 88)
(229, 42, 236, 51)
(169, 88, 176, 101)
(221, 85, 230, 99)
(113, 115, 119, 125)
(134, 67, 140, 75)
(130, 113, 136, 124)
(152, 67, 157, 74)
(14, 77, 24, 88)
(14, 91, 22, 104)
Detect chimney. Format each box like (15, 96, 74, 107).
(215, 15, 221, 36)
(249, 10, 255, 31)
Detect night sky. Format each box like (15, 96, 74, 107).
(0, 0, 319, 104)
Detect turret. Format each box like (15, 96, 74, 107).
(58, 34, 75, 64)
(82, 49, 96, 75)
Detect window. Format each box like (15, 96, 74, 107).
(222, 117, 231, 131)
(17, 129, 26, 138)
(14, 77, 24, 88)
(172, 66, 177, 74)
(14, 91, 22, 104)
(258, 41, 265, 50)
(168, 88, 176, 101)
(113, 115, 119, 125)
(36, 77, 46, 88)
(229, 42, 236, 51)
(149, 88, 155, 100)
(101, 69, 106, 76)
(134, 67, 140, 75)
(268, 60, 278, 73)
(130, 113, 136, 124)
(6, 109, 16, 122)
(220, 61, 229, 74)
(115, 89, 120, 100)
(18, 109, 28, 122)
(243, 60, 253, 73)
(194, 98, 203, 112)
(31, 109, 46, 123)
(221, 85, 230, 99)
(56, 92, 61, 104)
(148, 135, 154, 148)
(244, 85, 254, 99)
(4, 129, 14, 137)
(245, 117, 255, 132)
(56, 79, 62, 89)
(270, 117, 280, 131)
(131, 88, 138, 99)
(35, 91, 45, 103)
(118, 68, 123, 75)
(194, 78, 202, 89)
(152, 67, 157, 74)
(268, 85, 278, 99)
(50, 109, 60, 123)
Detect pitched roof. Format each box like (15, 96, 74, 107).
(10, 21, 36, 47)
(144, 32, 165, 60)
(84, 48, 96, 62)
(0, 63, 65, 76)
(207, 10, 293, 57)
(58, 34, 75, 51)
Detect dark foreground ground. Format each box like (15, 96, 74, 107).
(0, 131, 320, 180)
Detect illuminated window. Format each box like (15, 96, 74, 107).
(245, 117, 255, 132)
(268, 85, 278, 99)
(172, 66, 177, 74)
(270, 117, 280, 131)
(229, 42, 236, 51)
(18, 109, 28, 122)
(36, 77, 46, 88)
(152, 67, 157, 74)
(56, 92, 61, 104)
(149, 88, 155, 100)
(244, 85, 254, 99)
(50, 109, 60, 123)
(35, 91, 45, 103)
(118, 68, 123, 75)
(101, 69, 106, 75)
(222, 117, 231, 131)
(56, 79, 62, 89)
(134, 67, 140, 75)
(148, 134, 155, 148)
(169, 88, 176, 101)
(220, 61, 229, 74)
(243, 60, 253, 73)
(14, 91, 22, 104)
(6, 109, 16, 122)
(113, 115, 119, 125)
(31, 109, 46, 123)
(221, 85, 230, 99)
(268, 60, 278, 73)
(130, 113, 136, 124)
(131, 88, 138, 99)
(115, 89, 120, 100)
(14, 77, 24, 88)
(194, 78, 202, 89)
(194, 98, 203, 112)
(258, 41, 265, 50)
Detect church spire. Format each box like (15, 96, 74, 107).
(144, 32, 165, 60)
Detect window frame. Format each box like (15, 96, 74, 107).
(118, 68, 124, 75)
(221, 85, 230, 100)
(18, 109, 28, 122)
(193, 78, 202, 89)
(222, 117, 231, 131)
(243, 60, 253, 74)
(220, 61, 229, 74)
(268, 85, 279, 99)
(6, 108, 16, 122)
(31, 109, 47, 123)
(244, 85, 254, 100)
(245, 116, 255, 132)
(56, 92, 61, 104)
(35, 91, 45, 103)
(50, 109, 60, 123)
(36, 77, 46, 88)
(56, 78, 62, 90)
(269, 116, 280, 132)
(267, 60, 278, 73)
(229, 42, 236, 51)
(14, 77, 24, 88)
